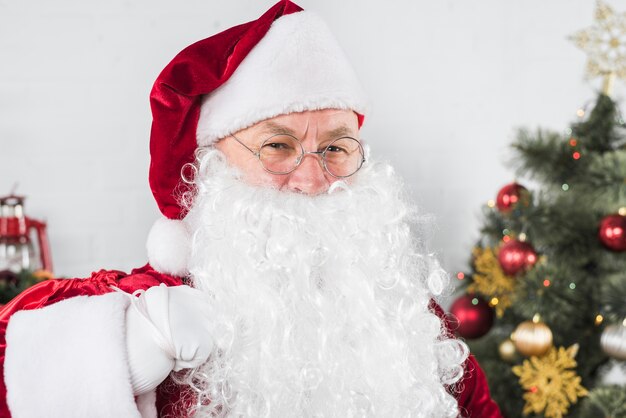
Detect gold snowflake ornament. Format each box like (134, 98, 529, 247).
(469, 247, 516, 317)
(570, 0, 626, 95)
(512, 345, 588, 418)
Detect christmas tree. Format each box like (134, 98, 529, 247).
(450, 2, 626, 417)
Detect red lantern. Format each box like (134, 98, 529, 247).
(496, 183, 530, 213)
(598, 214, 626, 252)
(498, 240, 537, 276)
(449, 294, 494, 339)
(0, 195, 53, 273)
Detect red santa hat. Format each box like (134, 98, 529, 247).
(146, 0, 368, 276)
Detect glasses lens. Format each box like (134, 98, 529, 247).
(259, 134, 302, 174)
(323, 137, 364, 177)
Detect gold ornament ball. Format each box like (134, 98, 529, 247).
(498, 338, 517, 362)
(512, 320, 553, 357)
(600, 323, 626, 360)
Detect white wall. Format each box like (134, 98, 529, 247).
(1, 0, 623, 278)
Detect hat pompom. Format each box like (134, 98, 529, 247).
(146, 217, 191, 277)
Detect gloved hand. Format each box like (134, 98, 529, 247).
(123, 284, 215, 395)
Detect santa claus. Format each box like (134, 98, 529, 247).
(0, 1, 502, 417)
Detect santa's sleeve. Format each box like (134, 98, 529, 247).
(0, 265, 182, 418)
(455, 355, 503, 418)
(429, 300, 503, 418)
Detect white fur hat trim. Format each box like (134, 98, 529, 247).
(146, 217, 190, 277)
(196, 10, 368, 145)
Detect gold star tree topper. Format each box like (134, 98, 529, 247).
(570, 0, 626, 96)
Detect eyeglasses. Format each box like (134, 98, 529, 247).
(230, 133, 366, 178)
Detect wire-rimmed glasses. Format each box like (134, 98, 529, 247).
(230, 133, 366, 178)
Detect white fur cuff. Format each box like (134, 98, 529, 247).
(5, 292, 142, 418)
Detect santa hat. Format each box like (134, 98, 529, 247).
(146, 0, 368, 276)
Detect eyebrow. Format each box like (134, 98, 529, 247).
(259, 121, 297, 136)
(323, 125, 355, 139)
(258, 121, 356, 139)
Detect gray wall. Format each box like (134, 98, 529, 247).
(2, 0, 623, 278)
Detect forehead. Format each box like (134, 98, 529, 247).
(254, 109, 359, 136)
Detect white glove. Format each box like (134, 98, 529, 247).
(123, 284, 215, 395)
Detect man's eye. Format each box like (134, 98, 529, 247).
(326, 145, 348, 153)
(264, 142, 291, 150)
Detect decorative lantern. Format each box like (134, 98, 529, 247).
(0, 195, 53, 274)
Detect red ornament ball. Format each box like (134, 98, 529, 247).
(496, 183, 530, 213)
(449, 294, 494, 339)
(498, 240, 538, 276)
(598, 214, 626, 252)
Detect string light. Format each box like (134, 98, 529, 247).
(573, 152, 581, 160)
(543, 279, 551, 287)
(619, 207, 626, 216)
(487, 200, 496, 208)
(595, 314, 604, 326)
(503, 235, 511, 243)
(569, 138, 577, 146)
(569, 282, 576, 290)
(471, 298, 479, 306)
(576, 109, 585, 117)
(456, 272, 465, 280)
(503, 228, 510, 236)
(562, 184, 570, 191)
(532, 313, 541, 323)
(519, 232, 527, 241)
(565, 128, 572, 135)
(490, 297, 499, 306)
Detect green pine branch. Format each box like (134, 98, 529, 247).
(572, 94, 622, 153)
(512, 129, 583, 186)
(579, 385, 626, 418)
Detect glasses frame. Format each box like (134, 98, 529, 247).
(230, 133, 366, 178)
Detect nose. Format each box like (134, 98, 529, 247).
(285, 153, 330, 195)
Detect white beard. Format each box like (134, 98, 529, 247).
(175, 149, 468, 417)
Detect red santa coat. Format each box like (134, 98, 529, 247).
(0, 265, 502, 418)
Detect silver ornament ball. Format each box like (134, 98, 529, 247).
(601, 323, 626, 361)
